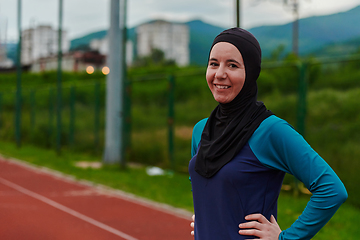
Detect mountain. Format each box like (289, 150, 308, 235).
(69, 5, 360, 65)
(70, 30, 108, 50)
(250, 5, 360, 57)
(311, 35, 360, 57)
(186, 20, 224, 65)
(70, 28, 137, 51)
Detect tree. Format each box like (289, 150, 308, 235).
(133, 48, 176, 67)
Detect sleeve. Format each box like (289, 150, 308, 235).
(191, 118, 208, 158)
(249, 117, 348, 240)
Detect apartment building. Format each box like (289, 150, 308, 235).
(136, 20, 189, 66)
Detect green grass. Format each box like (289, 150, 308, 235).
(0, 140, 358, 239)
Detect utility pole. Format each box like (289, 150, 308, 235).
(104, 0, 126, 165)
(15, 0, 22, 148)
(4, 19, 8, 59)
(56, 0, 63, 154)
(258, 0, 301, 55)
(283, 0, 300, 55)
(236, 0, 241, 28)
(291, 0, 299, 56)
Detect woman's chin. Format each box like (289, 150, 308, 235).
(214, 96, 232, 104)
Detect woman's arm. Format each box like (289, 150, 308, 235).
(248, 116, 348, 239)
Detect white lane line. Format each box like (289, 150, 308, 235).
(0, 157, 193, 220)
(0, 177, 138, 240)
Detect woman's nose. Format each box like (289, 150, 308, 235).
(215, 65, 227, 79)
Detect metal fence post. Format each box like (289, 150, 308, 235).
(168, 75, 175, 169)
(48, 87, 54, 148)
(30, 90, 36, 142)
(69, 86, 75, 148)
(123, 77, 132, 165)
(294, 62, 309, 196)
(297, 62, 308, 138)
(94, 82, 100, 153)
(0, 93, 2, 135)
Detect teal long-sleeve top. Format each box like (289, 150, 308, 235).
(189, 115, 347, 239)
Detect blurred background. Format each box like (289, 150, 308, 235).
(0, 1, 360, 238)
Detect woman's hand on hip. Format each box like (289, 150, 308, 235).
(239, 214, 281, 240)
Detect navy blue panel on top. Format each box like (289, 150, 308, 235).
(189, 142, 285, 240)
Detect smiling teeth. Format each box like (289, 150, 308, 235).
(216, 85, 230, 89)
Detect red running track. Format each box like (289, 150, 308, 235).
(0, 157, 193, 240)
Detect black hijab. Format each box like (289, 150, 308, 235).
(195, 28, 273, 178)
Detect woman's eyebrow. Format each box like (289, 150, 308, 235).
(227, 59, 241, 64)
(208, 58, 242, 65)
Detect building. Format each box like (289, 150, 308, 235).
(0, 43, 13, 68)
(22, 25, 70, 65)
(31, 51, 106, 73)
(90, 37, 133, 66)
(136, 20, 189, 66)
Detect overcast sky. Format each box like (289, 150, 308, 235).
(1, 0, 360, 42)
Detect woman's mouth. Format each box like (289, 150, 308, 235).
(215, 84, 230, 89)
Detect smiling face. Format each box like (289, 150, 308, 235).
(206, 42, 246, 104)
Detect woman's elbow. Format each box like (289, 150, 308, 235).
(338, 187, 348, 204)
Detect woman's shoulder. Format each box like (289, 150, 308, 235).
(250, 115, 299, 148)
(255, 115, 295, 135)
(193, 118, 208, 132)
(191, 118, 208, 157)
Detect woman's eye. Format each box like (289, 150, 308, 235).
(229, 64, 238, 68)
(209, 62, 218, 67)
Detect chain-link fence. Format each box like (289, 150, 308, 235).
(1, 55, 360, 207)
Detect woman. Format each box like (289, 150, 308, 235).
(189, 28, 347, 239)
